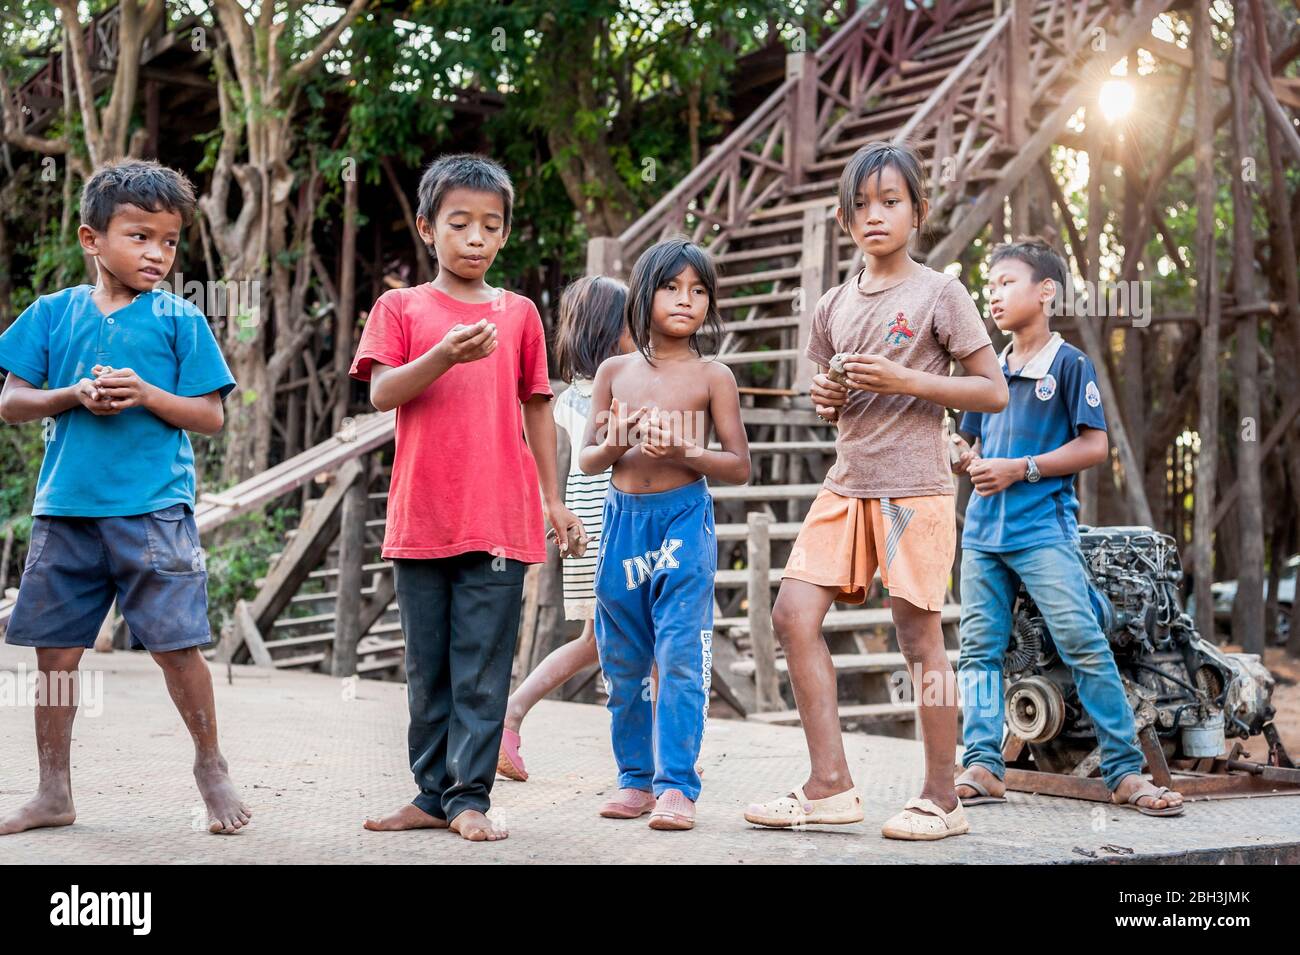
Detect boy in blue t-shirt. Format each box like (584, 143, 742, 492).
(951, 238, 1183, 817)
(0, 159, 245, 836)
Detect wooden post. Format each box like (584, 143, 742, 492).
(586, 236, 625, 280)
(331, 469, 368, 677)
(333, 171, 358, 432)
(1005, 0, 1033, 235)
(796, 206, 831, 397)
(747, 512, 780, 711)
(217, 458, 365, 663)
(1227, 2, 1265, 654)
(787, 51, 818, 186)
(1190, 0, 1220, 641)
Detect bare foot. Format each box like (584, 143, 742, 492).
(955, 764, 1006, 801)
(1112, 774, 1184, 814)
(195, 757, 251, 834)
(908, 786, 959, 816)
(363, 803, 449, 831)
(449, 809, 508, 842)
(799, 773, 855, 801)
(0, 791, 76, 835)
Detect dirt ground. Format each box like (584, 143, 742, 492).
(1262, 648, 1300, 758)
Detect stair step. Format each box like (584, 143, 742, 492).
(714, 242, 801, 264)
(717, 265, 800, 288)
(728, 649, 959, 678)
(717, 603, 961, 633)
(272, 652, 327, 669)
(718, 291, 801, 310)
(708, 440, 834, 453)
(713, 521, 804, 541)
(714, 347, 799, 364)
(290, 586, 379, 604)
(713, 568, 785, 586)
(717, 315, 801, 334)
(710, 483, 822, 502)
(747, 195, 838, 223)
(747, 701, 919, 727)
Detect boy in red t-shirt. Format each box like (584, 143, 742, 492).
(350, 154, 585, 842)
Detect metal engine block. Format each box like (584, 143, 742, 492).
(1003, 526, 1276, 767)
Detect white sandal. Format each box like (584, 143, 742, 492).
(744, 785, 864, 828)
(881, 797, 971, 841)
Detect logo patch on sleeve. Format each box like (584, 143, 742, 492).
(1035, 373, 1057, 401)
(1085, 380, 1101, 407)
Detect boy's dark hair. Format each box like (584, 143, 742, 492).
(416, 153, 514, 229)
(625, 235, 722, 365)
(555, 275, 628, 382)
(837, 141, 928, 232)
(989, 236, 1069, 291)
(80, 159, 197, 232)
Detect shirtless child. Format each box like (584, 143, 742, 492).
(579, 235, 750, 830)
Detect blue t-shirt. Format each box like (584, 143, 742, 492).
(959, 333, 1107, 552)
(0, 285, 236, 517)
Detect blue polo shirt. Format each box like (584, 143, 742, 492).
(959, 332, 1107, 552)
(0, 285, 236, 517)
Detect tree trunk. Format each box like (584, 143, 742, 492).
(1190, 0, 1221, 642)
(1228, 2, 1266, 655)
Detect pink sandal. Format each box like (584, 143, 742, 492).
(496, 728, 528, 782)
(599, 788, 656, 819)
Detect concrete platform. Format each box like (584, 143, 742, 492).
(1, 642, 1298, 865)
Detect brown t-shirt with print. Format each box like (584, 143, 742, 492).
(806, 265, 991, 498)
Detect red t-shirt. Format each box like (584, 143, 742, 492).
(349, 285, 553, 563)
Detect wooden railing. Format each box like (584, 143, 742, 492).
(8, 2, 169, 135)
(615, 0, 984, 264)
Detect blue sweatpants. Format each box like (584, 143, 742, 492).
(593, 478, 716, 802)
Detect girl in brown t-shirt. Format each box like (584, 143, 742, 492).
(744, 142, 1007, 841)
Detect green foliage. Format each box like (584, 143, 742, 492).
(202, 506, 298, 635)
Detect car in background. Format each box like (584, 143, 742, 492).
(1187, 554, 1296, 646)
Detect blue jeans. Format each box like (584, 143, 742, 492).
(594, 479, 715, 801)
(957, 541, 1144, 790)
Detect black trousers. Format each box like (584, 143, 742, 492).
(393, 552, 525, 821)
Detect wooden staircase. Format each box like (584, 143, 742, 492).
(204, 0, 1174, 739)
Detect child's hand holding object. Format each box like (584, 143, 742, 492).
(75, 374, 117, 416)
(545, 505, 589, 558)
(603, 397, 649, 451)
(438, 319, 497, 364)
(950, 433, 978, 474)
(93, 366, 151, 411)
(640, 407, 691, 459)
(839, 353, 913, 395)
(967, 456, 1025, 496)
(811, 370, 848, 423)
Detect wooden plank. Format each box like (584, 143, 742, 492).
(747, 701, 918, 727)
(192, 412, 393, 535)
(729, 649, 958, 678)
(747, 513, 781, 711)
(331, 475, 368, 677)
(719, 603, 961, 633)
(235, 599, 274, 669)
(224, 458, 365, 663)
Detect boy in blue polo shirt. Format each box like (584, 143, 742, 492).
(0, 159, 247, 836)
(951, 238, 1183, 817)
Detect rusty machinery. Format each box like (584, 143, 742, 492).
(997, 526, 1300, 802)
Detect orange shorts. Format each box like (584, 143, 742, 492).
(781, 489, 956, 611)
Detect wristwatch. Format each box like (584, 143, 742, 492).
(1024, 455, 1041, 483)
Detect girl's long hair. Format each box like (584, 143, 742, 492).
(554, 275, 629, 382)
(625, 235, 722, 365)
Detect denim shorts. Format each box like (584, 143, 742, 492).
(5, 503, 212, 652)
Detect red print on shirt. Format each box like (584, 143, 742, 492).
(885, 311, 914, 346)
